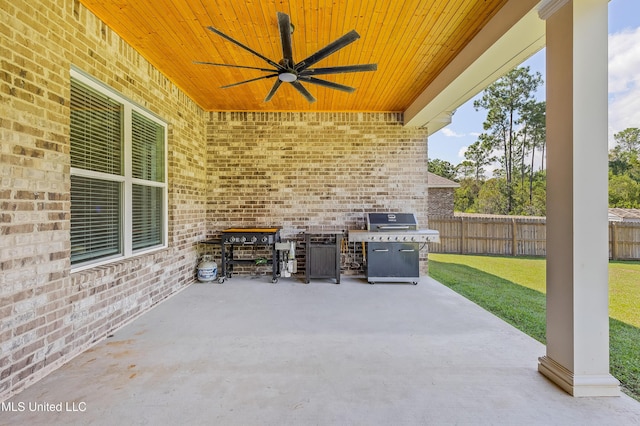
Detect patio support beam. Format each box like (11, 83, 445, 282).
(538, 0, 620, 397)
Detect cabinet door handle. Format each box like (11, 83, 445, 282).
(400, 249, 415, 252)
(373, 249, 389, 252)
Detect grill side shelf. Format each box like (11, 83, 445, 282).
(347, 229, 440, 243)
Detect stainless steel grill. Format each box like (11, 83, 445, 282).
(348, 213, 439, 284)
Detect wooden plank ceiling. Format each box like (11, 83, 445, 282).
(79, 0, 508, 112)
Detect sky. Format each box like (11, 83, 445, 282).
(427, 0, 640, 167)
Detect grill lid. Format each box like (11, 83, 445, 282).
(366, 213, 418, 231)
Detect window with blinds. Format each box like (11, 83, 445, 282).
(70, 176, 121, 263)
(132, 111, 164, 182)
(132, 185, 163, 250)
(70, 70, 167, 269)
(70, 81, 122, 175)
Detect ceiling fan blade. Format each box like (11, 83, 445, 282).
(295, 30, 360, 72)
(298, 76, 355, 93)
(299, 64, 378, 76)
(206, 26, 284, 71)
(220, 74, 278, 89)
(290, 81, 316, 103)
(277, 12, 294, 68)
(264, 80, 283, 102)
(193, 61, 276, 73)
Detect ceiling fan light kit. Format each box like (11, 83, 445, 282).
(196, 12, 377, 103)
(278, 72, 297, 83)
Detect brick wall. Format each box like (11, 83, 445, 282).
(206, 112, 431, 275)
(0, 0, 207, 399)
(428, 188, 456, 216)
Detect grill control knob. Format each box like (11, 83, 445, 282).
(261, 236, 268, 243)
(240, 236, 246, 243)
(251, 236, 258, 243)
(228, 236, 236, 243)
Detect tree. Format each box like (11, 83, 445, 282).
(463, 135, 494, 182)
(609, 128, 640, 207)
(428, 158, 457, 180)
(612, 127, 640, 155)
(475, 178, 508, 214)
(609, 128, 640, 181)
(454, 178, 481, 212)
(456, 161, 476, 180)
(513, 170, 547, 216)
(518, 100, 546, 202)
(609, 172, 640, 208)
(473, 66, 543, 214)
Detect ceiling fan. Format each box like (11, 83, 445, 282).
(195, 12, 377, 103)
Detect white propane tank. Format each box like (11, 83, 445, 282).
(197, 255, 218, 283)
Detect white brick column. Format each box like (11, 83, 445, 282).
(538, 0, 619, 396)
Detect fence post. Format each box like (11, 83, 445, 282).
(460, 216, 466, 254)
(512, 218, 517, 256)
(610, 222, 617, 261)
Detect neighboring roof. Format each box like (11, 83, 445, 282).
(427, 172, 460, 188)
(608, 208, 640, 222)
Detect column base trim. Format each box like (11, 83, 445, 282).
(538, 356, 620, 397)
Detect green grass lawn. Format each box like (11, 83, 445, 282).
(428, 253, 640, 401)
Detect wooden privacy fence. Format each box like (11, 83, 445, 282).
(427, 215, 640, 260)
(610, 221, 640, 260)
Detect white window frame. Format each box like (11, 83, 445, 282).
(70, 68, 168, 272)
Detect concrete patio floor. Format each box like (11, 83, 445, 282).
(2, 275, 640, 426)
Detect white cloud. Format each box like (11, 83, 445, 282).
(609, 27, 640, 144)
(458, 146, 468, 159)
(441, 128, 465, 138)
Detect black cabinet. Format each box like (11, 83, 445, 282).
(305, 231, 343, 284)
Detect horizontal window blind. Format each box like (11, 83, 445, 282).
(70, 80, 122, 175)
(132, 185, 163, 250)
(132, 111, 165, 183)
(70, 176, 121, 264)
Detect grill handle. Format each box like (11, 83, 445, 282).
(377, 225, 411, 230)
(373, 249, 389, 252)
